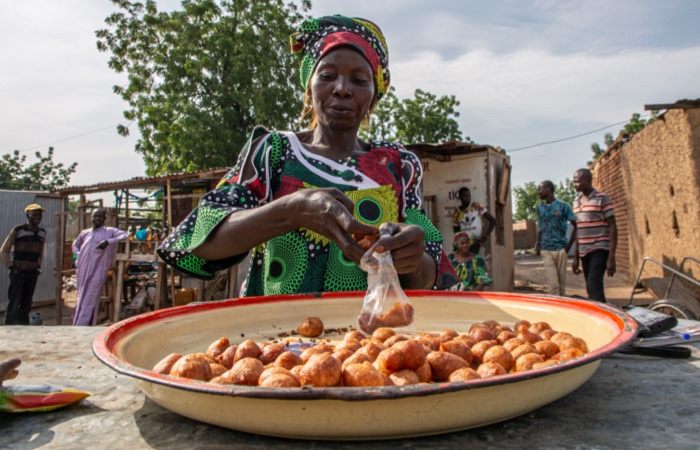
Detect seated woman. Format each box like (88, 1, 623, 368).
(157, 15, 459, 295)
(449, 233, 492, 292)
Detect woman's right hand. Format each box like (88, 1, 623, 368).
(287, 188, 378, 265)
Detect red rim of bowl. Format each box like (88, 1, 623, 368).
(93, 291, 638, 401)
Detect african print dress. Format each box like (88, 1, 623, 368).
(448, 253, 492, 291)
(158, 127, 459, 296)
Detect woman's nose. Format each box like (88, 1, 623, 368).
(332, 77, 352, 97)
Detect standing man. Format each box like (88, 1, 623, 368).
(72, 209, 128, 326)
(1, 204, 46, 325)
(452, 187, 497, 255)
(572, 168, 617, 303)
(535, 180, 577, 296)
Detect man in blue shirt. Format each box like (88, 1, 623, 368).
(535, 180, 577, 296)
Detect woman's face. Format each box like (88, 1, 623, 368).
(310, 47, 375, 132)
(456, 239, 472, 254)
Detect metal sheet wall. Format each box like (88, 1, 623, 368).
(0, 191, 61, 312)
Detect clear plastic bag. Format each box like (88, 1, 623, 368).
(357, 242, 415, 334)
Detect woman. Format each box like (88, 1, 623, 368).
(449, 233, 492, 292)
(158, 15, 459, 296)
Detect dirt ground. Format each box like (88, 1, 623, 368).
(4, 252, 655, 326)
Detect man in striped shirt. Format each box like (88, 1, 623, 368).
(572, 169, 617, 303)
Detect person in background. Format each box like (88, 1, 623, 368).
(157, 15, 460, 295)
(1, 204, 46, 325)
(452, 187, 496, 255)
(572, 168, 617, 303)
(535, 180, 577, 296)
(449, 232, 492, 291)
(72, 209, 128, 326)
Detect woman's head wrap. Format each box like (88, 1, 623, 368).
(290, 15, 390, 102)
(454, 232, 475, 245)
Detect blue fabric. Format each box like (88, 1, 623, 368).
(536, 199, 575, 251)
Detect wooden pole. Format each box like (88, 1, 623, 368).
(54, 203, 65, 325)
(166, 180, 175, 305)
(125, 189, 130, 232)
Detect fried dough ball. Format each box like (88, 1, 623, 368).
(551, 348, 584, 362)
(384, 334, 409, 347)
(426, 351, 469, 381)
(415, 336, 438, 352)
(275, 351, 304, 370)
(300, 353, 342, 387)
(259, 366, 299, 385)
(260, 373, 301, 388)
(503, 337, 527, 352)
(494, 324, 513, 334)
(170, 354, 213, 381)
(372, 327, 396, 343)
(540, 329, 557, 340)
(259, 343, 287, 365)
(382, 373, 395, 386)
(223, 357, 264, 385)
(343, 362, 385, 387)
(297, 317, 324, 338)
(527, 322, 551, 335)
(454, 334, 477, 348)
(483, 345, 515, 372)
(514, 320, 531, 333)
(390, 369, 420, 386)
(550, 332, 574, 346)
(152, 353, 182, 375)
(449, 367, 482, 382)
(514, 353, 545, 372)
(216, 345, 238, 369)
(336, 338, 362, 354)
(517, 329, 543, 344)
(342, 352, 373, 370)
(558, 337, 589, 354)
(290, 365, 303, 379)
(332, 348, 355, 363)
(374, 348, 405, 375)
(440, 340, 473, 365)
(209, 363, 228, 378)
(415, 359, 432, 383)
(496, 330, 517, 345)
(300, 343, 332, 364)
(354, 233, 379, 250)
(532, 360, 562, 369)
(469, 323, 489, 332)
(483, 320, 501, 331)
(234, 340, 262, 364)
(511, 343, 538, 361)
(344, 330, 366, 342)
(394, 339, 427, 370)
(534, 340, 560, 360)
(470, 327, 495, 342)
(209, 376, 227, 384)
(206, 338, 230, 359)
(477, 362, 507, 379)
(470, 340, 497, 366)
(356, 341, 386, 362)
(382, 302, 415, 328)
(197, 353, 218, 365)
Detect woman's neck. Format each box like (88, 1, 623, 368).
(454, 252, 473, 262)
(301, 127, 368, 159)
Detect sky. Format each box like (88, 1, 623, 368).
(1, 0, 699, 203)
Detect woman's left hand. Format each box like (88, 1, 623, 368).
(373, 223, 426, 274)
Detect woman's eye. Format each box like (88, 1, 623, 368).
(354, 78, 369, 84)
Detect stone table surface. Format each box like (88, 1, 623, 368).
(1, 326, 699, 449)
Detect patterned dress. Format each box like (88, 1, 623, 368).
(158, 127, 459, 296)
(448, 253, 492, 291)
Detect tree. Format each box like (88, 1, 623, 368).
(359, 87, 469, 145)
(97, 0, 311, 176)
(0, 147, 78, 191)
(589, 111, 658, 164)
(556, 178, 576, 206)
(512, 182, 539, 221)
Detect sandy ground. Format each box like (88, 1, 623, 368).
(4, 253, 655, 326)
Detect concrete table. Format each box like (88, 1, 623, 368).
(2, 326, 699, 449)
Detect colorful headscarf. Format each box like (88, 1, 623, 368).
(454, 232, 476, 245)
(290, 15, 390, 102)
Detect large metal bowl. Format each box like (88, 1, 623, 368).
(93, 291, 637, 440)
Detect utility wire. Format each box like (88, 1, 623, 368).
(18, 121, 133, 153)
(507, 112, 653, 153)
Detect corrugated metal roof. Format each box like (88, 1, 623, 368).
(406, 139, 503, 162)
(53, 167, 231, 195)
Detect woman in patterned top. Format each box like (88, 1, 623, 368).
(157, 15, 459, 296)
(449, 233, 492, 292)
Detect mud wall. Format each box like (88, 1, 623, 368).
(594, 108, 700, 283)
